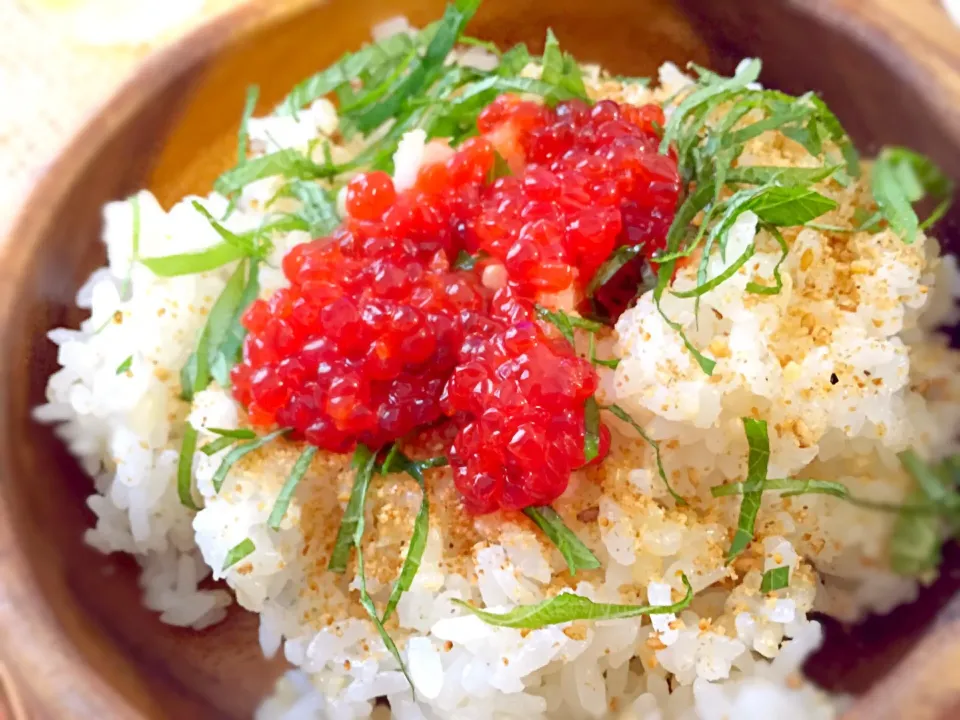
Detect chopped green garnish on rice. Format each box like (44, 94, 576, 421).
(523, 505, 601, 575)
(268, 445, 318, 530)
(760, 566, 790, 593)
(223, 537, 256, 570)
(454, 573, 693, 628)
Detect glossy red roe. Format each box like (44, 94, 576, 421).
(231, 165, 492, 452)
(230, 93, 676, 511)
(473, 96, 680, 314)
(345, 170, 397, 221)
(442, 289, 610, 513)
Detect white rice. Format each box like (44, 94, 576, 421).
(36, 43, 960, 720)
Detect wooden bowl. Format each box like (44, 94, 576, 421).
(3, 0, 960, 717)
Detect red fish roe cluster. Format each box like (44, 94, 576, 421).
(231, 159, 493, 452)
(231, 94, 682, 512)
(473, 96, 680, 314)
(442, 289, 610, 513)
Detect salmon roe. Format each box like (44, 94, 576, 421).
(231, 94, 679, 512)
(443, 288, 611, 513)
(473, 96, 680, 315)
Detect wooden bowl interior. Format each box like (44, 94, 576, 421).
(2, 0, 958, 717)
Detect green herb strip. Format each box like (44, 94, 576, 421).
(459, 35, 502, 56)
(541, 28, 588, 100)
(180, 260, 248, 400)
(200, 436, 239, 456)
(583, 397, 601, 463)
(329, 445, 413, 690)
(119, 194, 141, 300)
(745, 225, 789, 295)
(214, 148, 343, 197)
(523, 505, 600, 575)
(454, 573, 693, 629)
(211, 428, 289, 493)
(489, 150, 512, 181)
(711, 478, 947, 514)
(659, 58, 761, 155)
(268, 445, 318, 530)
(191, 202, 265, 256)
(726, 417, 770, 562)
(889, 489, 942, 576)
(350, 0, 481, 134)
(356, 541, 412, 689)
(653, 261, 717, 375)
(379, 448, 439, 623)
(497, 42, 531, 76)
(452, 249, 485, 271)
(211, 259, 261, 388)
(278, 29, 421, 116)
(712, 449, 960, 577)
(223, 538, 256, 571)
(605, 404, 686, 505)
(237, 86, 260, 165)
(899, 450, 952, 504)
(286, 180, 341, 237)
(141, 243, 247, 277)
(177, 422, 201, 511)
(672, 243, 756, 299)
(116, 356, 133, 375)
(747, 186, 838, 226)
(534, 305, 604, 346)
(588, 334, 619, 370)
(328, 445, 379, 573)
(891, 450, 958, 575)
(208, 428, 258, 439)
(143, 204, 276, 278)
(725, 165, 839, 187)
(222, 85, 261, 219)
(247, 17, 584, 198)
(871, 146, 953, 244)
(586, 243, 645, 298)
(760, 566, 790, 593)
(680, 186, 835, 302)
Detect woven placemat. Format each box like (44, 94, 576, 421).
(0, 0, 249, 244)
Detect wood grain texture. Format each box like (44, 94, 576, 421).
(1, 0, 959, 718)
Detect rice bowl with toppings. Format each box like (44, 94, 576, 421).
(35, 1, 960, 718)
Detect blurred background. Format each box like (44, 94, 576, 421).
(0, 0, 248, 242)
(4, 0, 960, 245)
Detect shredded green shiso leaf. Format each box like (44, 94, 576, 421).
(180, 257, 260, 400)
(712, 422, 960, 571)
(726, 418, 770, 562)
(223, 537, 256, 571)
(582, 397, 601, 464)
(523, 505, 601, 575)
(634, 60, 951, 377)
(760, 566, 790, 593)
(211, 428, 289, 493)
(870, 146, 953, 244)
(327, 446, 414, 692)
(177, 422, 201, 511)
(455, 573, 693, 628)
(604, 404, 686, 506)
(376, 447, 441, 623)
(267, 445, 318, 530)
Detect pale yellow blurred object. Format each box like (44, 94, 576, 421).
(0, 0, 249, 243)
(20, 0, 209, 45)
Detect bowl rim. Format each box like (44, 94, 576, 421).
(2, 0, 960, 716)
(0, 3, 323, 716)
